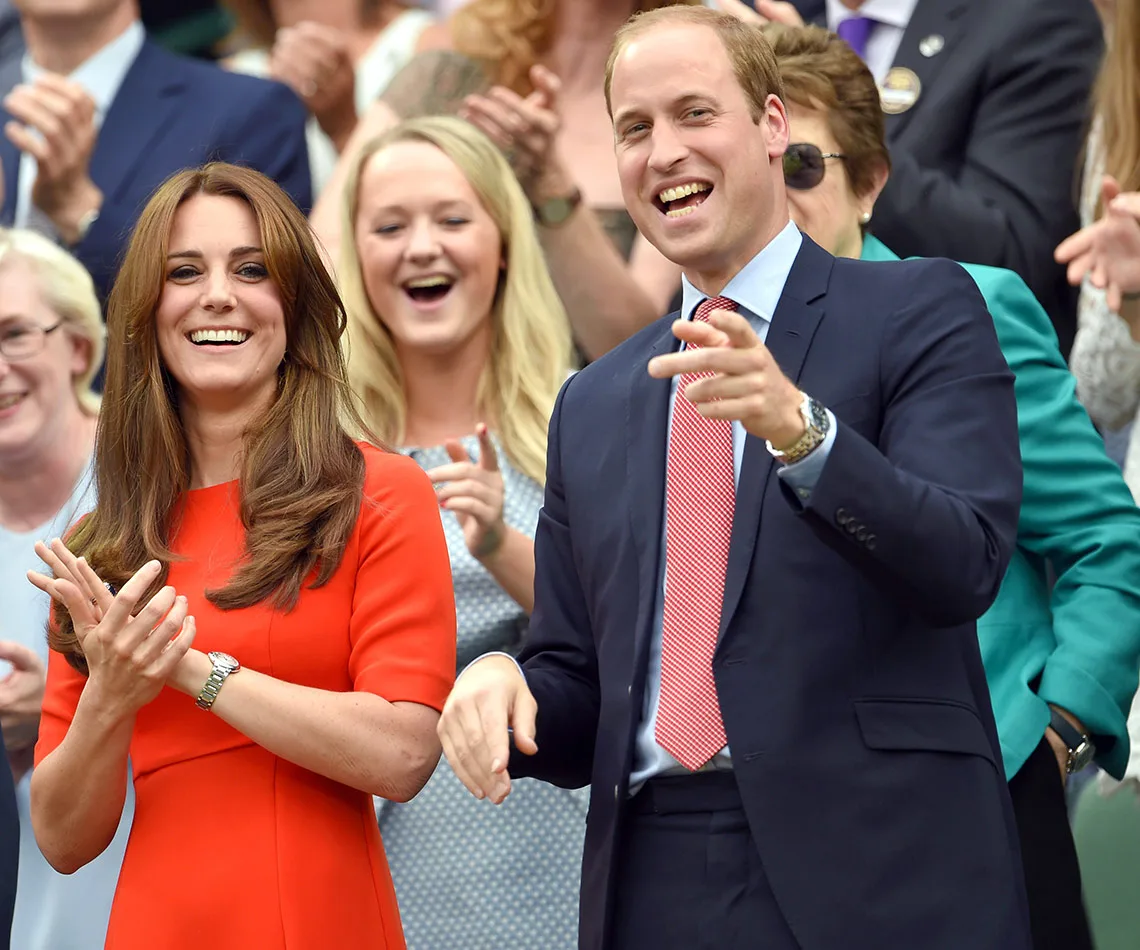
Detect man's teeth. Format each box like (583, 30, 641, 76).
(405, 276, 452, 289)
(658, 182, 710, 204)
(0, 393, 23, 410)
(666, 206, 698, 219)
(189, 329, 250, 344)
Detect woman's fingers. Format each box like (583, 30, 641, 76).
(36, 539, 78, 587)
(476, 423, 500, 473)
(99, 560, 162, 631)
(117, 585, 178, 655)
(75, 556, 114, 615)
(134, 596, 189, 668)
(151, 616, 197, 680)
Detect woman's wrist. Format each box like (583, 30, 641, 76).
(168, 649, 212, 697)
(472, 522, 507, 562)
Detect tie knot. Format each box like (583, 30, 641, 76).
(694, 296, 737, 325)
(836, 15, 876, 59)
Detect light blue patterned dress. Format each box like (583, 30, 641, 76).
(378, 434, 588, 949)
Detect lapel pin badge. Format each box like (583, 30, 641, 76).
(918, 34, 945, 57)
(879, 66, 922, 115)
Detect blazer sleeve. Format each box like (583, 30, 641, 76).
(511, 375, 600, 789)
(798, 259, 1022, 627)
(872, 0, 1101, 329)
(988, 272, 1140, 778)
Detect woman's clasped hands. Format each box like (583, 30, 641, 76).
(27, 539, 196, 719)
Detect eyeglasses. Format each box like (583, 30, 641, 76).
(0, 321, 64, 361)
(783, 143, 847, 191)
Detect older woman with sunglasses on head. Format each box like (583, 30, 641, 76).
(766, 23, 1140, 950)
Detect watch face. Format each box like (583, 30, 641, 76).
(208, 652, 240, 673)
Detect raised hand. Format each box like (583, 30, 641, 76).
(1056, 176, 1140, 313)
(3, 74, 102, 244)
(647, 308, 806, 448)
(270, 21, 358, 151)
(713, 0, 804, 26)
(0, 641, 45, 753)
(437, 654, 538, 804)
(427, 423, 507, 561)
(460, 64, 565, 198)
(27, 539, 196, 721)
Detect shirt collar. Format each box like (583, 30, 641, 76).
(21, 19, 145, 121)
(826, 0, 919, 31)
(679, 220, 803, 326)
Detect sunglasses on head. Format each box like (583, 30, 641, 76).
(783, 143, 846, 190)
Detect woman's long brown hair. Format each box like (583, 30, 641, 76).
(53, 163, 375, 672)
(1093, 0, 1140, 211)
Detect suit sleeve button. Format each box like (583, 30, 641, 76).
(836, 508, 850, 525)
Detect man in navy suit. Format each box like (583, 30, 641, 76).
(0, 0, 310, 299)
(438, 6, 1031, 950)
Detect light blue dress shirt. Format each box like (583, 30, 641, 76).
(628, 220, 837, 790)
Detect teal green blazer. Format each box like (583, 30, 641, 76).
(863, 235, 1140, 778)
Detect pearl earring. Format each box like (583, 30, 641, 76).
(860, 211, 872, 225)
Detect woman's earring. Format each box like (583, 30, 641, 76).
(860, 211, 872, 225)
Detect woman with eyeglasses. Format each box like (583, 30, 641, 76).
(765, 23, 1140, 950)
(0, 227, 130, 950)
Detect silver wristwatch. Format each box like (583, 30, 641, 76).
(195, 652, 241, 711)
(766, 392, 830, 465)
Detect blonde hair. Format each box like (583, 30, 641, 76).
(451, 0, 701, 96)
(604, 5, 785, 119)
(0, 228, 103, 415)
(1093, 0, 1140, 210)
(339, 116, 572, 485)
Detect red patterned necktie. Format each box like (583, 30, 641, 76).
(655, 295, 736, 771)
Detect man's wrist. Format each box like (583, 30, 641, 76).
(768, 389, 810, 451)
(50, 180, 103, 246)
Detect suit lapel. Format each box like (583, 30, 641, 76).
(718, 238, 832, 641)
(626, 319, 682, 670)
(884, 0, 976, 140)
(89, 40, 187, 208)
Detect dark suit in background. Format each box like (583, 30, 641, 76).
(0, 729, 17, 950)
(513, 236, 1030, 949)
(791, 0, 1102, 355)
(0, 37, 311, 300)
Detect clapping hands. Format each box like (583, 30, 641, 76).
(27, 539, 196, 721)
(269, 21, 358, 151)
(3, 74, 102, 244)
(460, 65, 566, 199)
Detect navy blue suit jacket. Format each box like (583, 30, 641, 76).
(513, 237, 1031, 950)
(0, 38, 311, 299)
(787, 0, 1101, 355)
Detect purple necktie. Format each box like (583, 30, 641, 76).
(836, 15, 876, 61)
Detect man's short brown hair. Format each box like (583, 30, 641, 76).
(604, 6, 785, 121)
(764, 23, 891, 198)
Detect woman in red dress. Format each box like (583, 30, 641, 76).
(26, 163, 456, 949)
